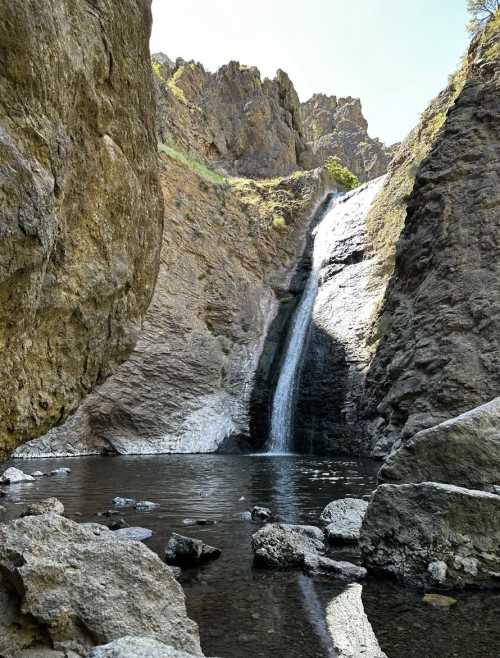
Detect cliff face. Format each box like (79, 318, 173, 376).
(362, 24, 500, 456)
(0, 1, 163, 457)
(301, 94, 393, 182)
(15, 154, 332, 457)
(153, 54, 313, 178)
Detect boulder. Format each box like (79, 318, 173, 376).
(0, 514, 201, 656)
(0, 467, 34, 484)
(303, 555, 367, 581)
(251, 506, 272, 521)
(21, 498, 64, 517)
(251, 523, 325, 568)
(87, 636, 210, 657)
(326, 584, 387, 658)
(379, 398, 500, 491)
(165, 533, 221, 567)
(320, 498, 368, 543)
(360, 482, 500, 589)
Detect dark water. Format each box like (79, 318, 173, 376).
(2, 455, 500, 658)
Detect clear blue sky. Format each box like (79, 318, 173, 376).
(150, 0, 470, 145)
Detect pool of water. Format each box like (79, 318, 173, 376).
(2, 454, 499, 658)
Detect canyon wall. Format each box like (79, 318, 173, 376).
(0, 0, 163, 458)
(15, 156, 333, 457)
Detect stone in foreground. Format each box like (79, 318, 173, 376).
(0, 467, 35, 484)
(0, 514, 201, 656)
(165, 533, 221, 566)
(21, 498, 64, 517)
(320, 498, 368, 543)
(360, 482, 500, 589)
(87, 636, 212, 658)
(379, 398, 500, 491)
(326, 584, 387, 658)
(252, 523, 325, 568)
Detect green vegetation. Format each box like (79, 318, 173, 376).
(167, 67, 188, 104)
(158, 143, 227, 185)
(483, 8, 500, 61)
(151, 60, 163, 80)
(467, 0, 499, 33)
(324, 156, 359, 191)
(272, 216, 287, 230)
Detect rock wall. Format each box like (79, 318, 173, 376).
(0, 0, 163, 458)
(153, 55, 314, 178)
(361, 24, 500, 456)
(15, 156, 332, 457)
(301, 94, 394, 182)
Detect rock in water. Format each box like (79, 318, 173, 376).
(87, 636, 216, 657)
(165, 533, 221, 566)
(251, 506, 272, 521)
(422, 593, 458, 608)
(360, 482, 500, 589)
(0, 468, 35, 484)
(50, 468, 71, 476)
(112, 497, 137, 508)
(20, 498, 64, 517)
(0, 0, 163, 457)
(0, 514, 201, 656)
(320, 498, 368, 543)
(111, 527, 153, 542)
(303, 555, 367, 581)
(379, 398, 500, 491)
(251, 523, 325, 568)
(326, 584, 387, 658)
(136, 500, 160, 511)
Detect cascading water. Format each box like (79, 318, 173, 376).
(267, 178, 384, 454)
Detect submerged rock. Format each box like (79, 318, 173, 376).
(87, 636, 211, 657)
(111, 527, 153, 542)
(50, 468, 71, 476)
(360, 482, 500, 589)
(112, 497, 137, 507)
(136, 500, 160, 511)
(20, 498, 64, 517)
(303, 555, 367, 581)
(251, 523, 325, 568)
(422, 593, 458, 608)
(379, 398, 500, 491)
(0, 468, 34, 484)
(165, 533, 221, 567)
(320, 498, 368, 543)
(0, 514, 201, 656)
(326, 584, 387, 658)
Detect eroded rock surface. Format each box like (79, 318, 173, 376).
(252, 523, 325, 568)
(360, 482, 500, 589)
(320, 498, 368, 543)
(88, 637, 214, 658)
(0, 514, 201, 656)
(0, 0, 163, 457)
(379, 397, 500, 490)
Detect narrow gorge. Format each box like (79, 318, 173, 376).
(0, 2, 499, 658)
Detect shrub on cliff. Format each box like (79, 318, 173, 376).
(324, 156, 359, 191)
(467, 0, 499, 33)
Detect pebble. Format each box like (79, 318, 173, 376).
(422, 593, 458, 608)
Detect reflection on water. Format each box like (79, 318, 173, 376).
(2, 455, 500, 658)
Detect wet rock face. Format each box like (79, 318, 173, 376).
(379, 397, 500, 491)
(251, 523, 325, 568)
(0, 514, 201, 656)
(154, 55, 313, 178)
(0, 0, 163, 457)
(362, 31, 500, 456)
(360, 482, 500, 590)
(301, 94, 393, 182)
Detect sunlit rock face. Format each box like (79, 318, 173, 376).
(0, 0, 163, 457)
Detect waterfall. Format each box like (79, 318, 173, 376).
(267, 179, 383, 454)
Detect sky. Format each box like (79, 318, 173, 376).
(150, 0, 470, 145)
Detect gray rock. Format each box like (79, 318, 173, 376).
(251, 506, 272, 521)
(50, 467, 71, 476)
(113, 497, 137, 508)
(360, 482, 500, 589)
(136, 501, 160, 511)
(165, 533, 221, 566)
(79, 522, 114, 537)
(86, 636, 211, 657)
(251, 523, 325, 568)
(0, 467, 35, 484)
(320, 498, 369, 543)
(20, 498, 64, 517)
(112, 527, 153, 542)
(107, 518, 128, 530)
(31, 471, 46, 478)
(0, 514, 201, 655)
(326, 584, 387, 658)
(303, 554, 367, 581)
(379, 398, 500, 491)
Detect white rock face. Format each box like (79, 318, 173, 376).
(87, 636, 212, 658)
(0, 467, 34, 484)
(326, 584, 387, 658)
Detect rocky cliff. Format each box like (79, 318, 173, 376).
(301, 94, 394, 182)
(0, 0, 163, 458)
(362, 21, 500, 456)
(153, 54, 313, 178)
(15, 150, 333, 457)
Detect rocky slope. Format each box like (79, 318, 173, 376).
(301, 94, 394, 182)
(361, 21, 500, 456)
(15, 152, 333, 457)
(0, 0, 163, 458)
